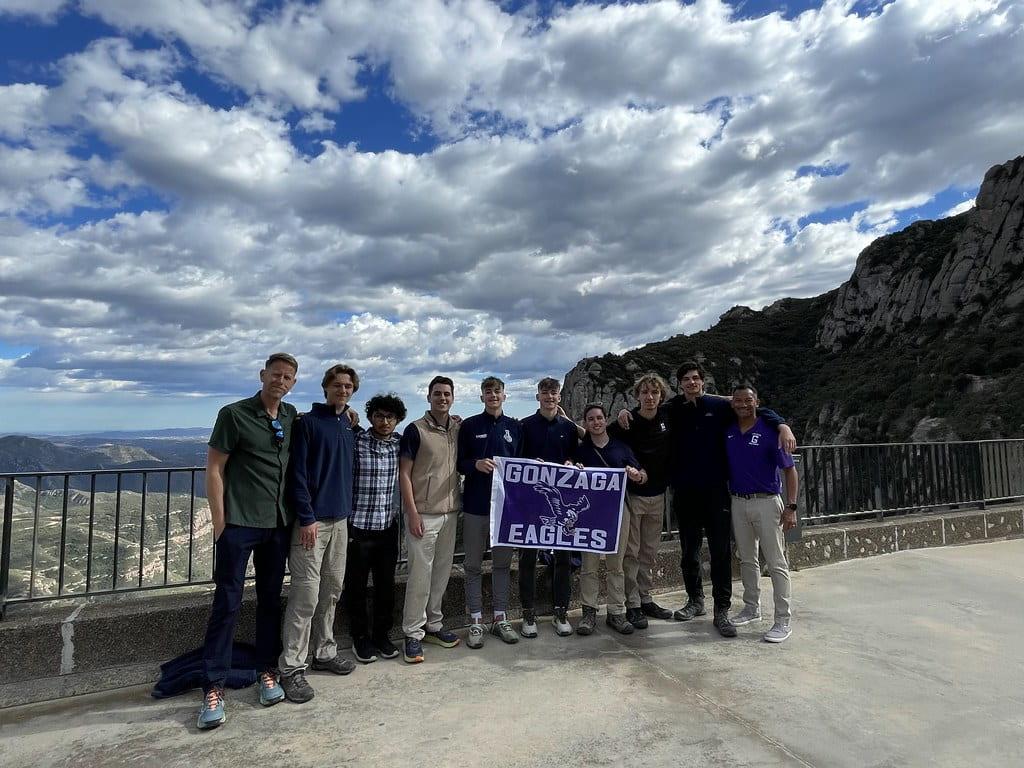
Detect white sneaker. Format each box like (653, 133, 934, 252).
(763, 621, 791, 643)
(731, 605, 762, 626)
(467, 622, 486, 649)
(552, 607, 573, 637)
(520, 610, 538, 638)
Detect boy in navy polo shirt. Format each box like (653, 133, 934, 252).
(726, 385, 799, 643)
(457, 376, 523, 648)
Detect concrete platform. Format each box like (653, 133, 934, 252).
(2, 538, 1022, 767)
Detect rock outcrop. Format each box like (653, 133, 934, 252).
(819, 156, 1024, 349)
(561, 155, 1024, 443)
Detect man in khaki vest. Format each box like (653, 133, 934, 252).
(398, 375, 462, 663)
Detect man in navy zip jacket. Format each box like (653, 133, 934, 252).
(457, 376, 524, 648)
(278, 364, 359, 703)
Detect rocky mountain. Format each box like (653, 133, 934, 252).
(562, 154, 1024, 444)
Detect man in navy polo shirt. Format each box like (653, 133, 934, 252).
(457, 376, 523, 648)
(574, 403, 648, 636)
(518, 377, 580, 637)
(726, 384, 798, 643)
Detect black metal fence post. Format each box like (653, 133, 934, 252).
(1, 479, 14, 619)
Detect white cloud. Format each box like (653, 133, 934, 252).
(0, 0, 67, 22)
(1, 0, 1023, 428)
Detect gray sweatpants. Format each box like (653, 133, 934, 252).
(462, 513, 514, 615)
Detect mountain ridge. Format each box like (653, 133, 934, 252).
(562, 154, 1024, 444)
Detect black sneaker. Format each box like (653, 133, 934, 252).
(353, 636, 378, 664)
(373, 635, 400, 659)
(311, 655, 357, 675)
(713, 610, 738, 638)
(605, 613, 635, 635)
(626, 607, 649, 629)
(673, 599, 707, 621)
(280, 671, 314, 703)
(641, 600, 673, 620)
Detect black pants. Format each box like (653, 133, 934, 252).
(343, 521, 399, 640)
(674, 486, 733, 612)
(202, 523, 289, 691)
(518, 548, 572, 611)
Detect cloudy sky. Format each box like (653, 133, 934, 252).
(1, 0, 1022, 433)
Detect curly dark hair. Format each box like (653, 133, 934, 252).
(365, 392, 407, 422)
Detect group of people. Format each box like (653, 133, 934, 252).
(195, 352, 800, 731)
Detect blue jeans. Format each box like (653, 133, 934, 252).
(201, 523, 289, 691)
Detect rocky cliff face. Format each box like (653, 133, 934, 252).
(562, 155, 1024, 444)
(819, 156, 1024, 350)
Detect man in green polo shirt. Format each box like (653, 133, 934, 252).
(197, 352, 299, 731)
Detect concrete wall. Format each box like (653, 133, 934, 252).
(2, 504, 1021, 708)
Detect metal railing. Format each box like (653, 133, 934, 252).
(2, 438, 1023, 617)
(798, 439, 1024, 523)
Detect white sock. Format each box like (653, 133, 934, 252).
(471, 612, 483, 621)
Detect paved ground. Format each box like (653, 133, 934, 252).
(2, 539, 1022, 768)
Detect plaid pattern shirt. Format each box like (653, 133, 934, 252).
(351, 430, 401, 530)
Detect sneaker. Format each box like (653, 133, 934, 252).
(641, 600, 673, 620)
(673, 599, 706, 621)
(423, 628, 460, 648)
(552, 608, 573, 637)
(257, 669, 286, 706)
(606, 612, 636, 635)
(353, 636, 378, 664)
(311, 655, 356, 675)
(278, 671, 313, 704)
(520, 609, 538, 638)
(373, 635, 400, 659)
(491, 617, 520, 644)
(626, 607, 648, 630)
(576, 606, 597, 636)
(197, 687, 225, 730)
(467, 622, 486, 649)
(713, 610, 738, 638)
(731, 606, 763, 626)
(764, 621, 792, 643)
(403, 636, 424, 663)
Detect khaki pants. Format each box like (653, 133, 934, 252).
(279, 518, 348, 676)
(401, 511, 458, 640)
(580, 502, 631, 615)
(731, 495, 792, 622)
(623, 492, 665, 609)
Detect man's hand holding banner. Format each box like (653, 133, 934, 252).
(489, 457, 626, 554)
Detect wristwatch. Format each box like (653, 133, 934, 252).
(785, 503, 798, 511)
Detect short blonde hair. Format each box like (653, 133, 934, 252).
(632, 372, 670, 402)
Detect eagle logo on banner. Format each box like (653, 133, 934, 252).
(534, 484, 591, 533)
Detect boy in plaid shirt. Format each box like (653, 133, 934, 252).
(344, 393, 407, 663)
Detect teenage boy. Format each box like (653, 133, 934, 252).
(518, 377, 580, 637)
(197, 352, 298, 730)
(399, 376, 462, 664)
(607, 373, 674, 629)
(574, 403, 647, 636)
(344, 393, 407, 664)
(457, 376, 523, 648)
(278, 364, 359, 704)
(727, 384, 799, 643)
